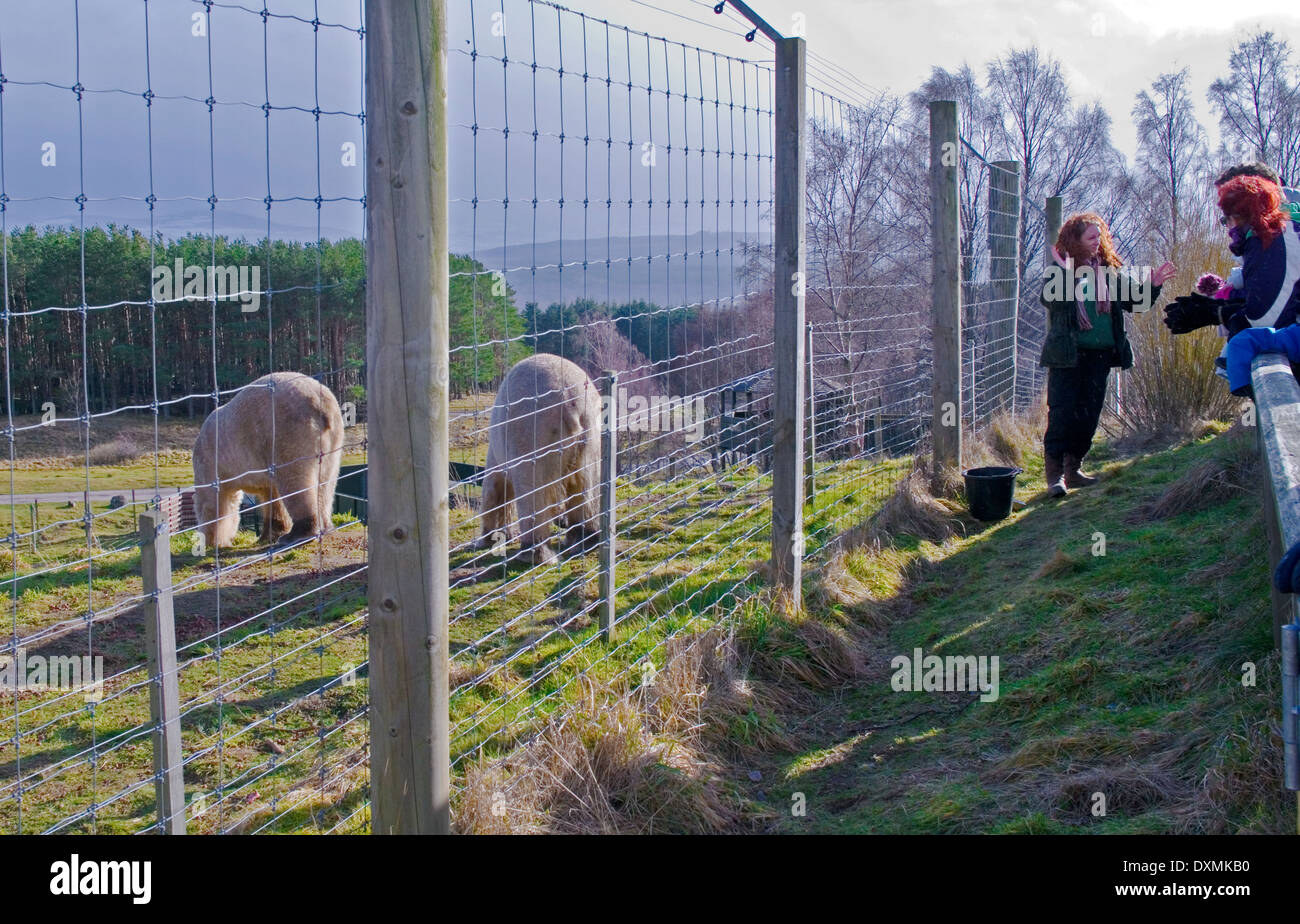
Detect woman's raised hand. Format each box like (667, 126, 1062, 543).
(1151, 261, 1177, 286)
(1050, 246, 1073, 271)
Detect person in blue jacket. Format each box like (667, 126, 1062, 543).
(1166, 176, 1300, 360)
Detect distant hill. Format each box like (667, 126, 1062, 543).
(465, 230, 772, 310)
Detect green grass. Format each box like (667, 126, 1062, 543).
(756, 426, 1287, 834)
(3, 463, 197, 496)
(10, 421, 1278, 836)
(0, 449, 905, 834)
(4, 451, 367, 496)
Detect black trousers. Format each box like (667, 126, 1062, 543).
(1044, 348, 1112, 461)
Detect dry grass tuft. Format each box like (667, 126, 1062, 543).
(816, 548, 879, 608)
(984, 403, 1046, 467)
(746, 612, 865, 692)
(0, 548, 28, 574)
(1034, 548, 1081, 579)
(455, 624, 802, 834)
(1192, 713, 1290, 833)
(457, 671, 752, 835)
(1144, 426, 1257, 520)
(1050, 759, 1188, 822)
(866, 470, 964, 546)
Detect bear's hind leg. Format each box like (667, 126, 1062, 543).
(257, 489, 292, 544)
(275, 474, 323, 546)
(512, 461, 557, 566)
(561, 473, 600, 556)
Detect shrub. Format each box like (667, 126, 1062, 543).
(88, 436, 143, 466)
(1108, 234, 1241, 447)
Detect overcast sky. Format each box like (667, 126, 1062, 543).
(1, 0, 1297, 249)
(600, 0, 1300, 160)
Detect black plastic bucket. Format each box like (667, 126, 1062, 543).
(963, 466, 1022, 522)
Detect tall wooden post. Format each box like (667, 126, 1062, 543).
(770, 36, 807, 602)
(1045, 196, 1063, 265)
(366, 0, 451, 835)
(989, 160, 1021, 414)
(140, 510, 185, 834)
(929, 100, 961, 489)
(599, 371, 618, 641)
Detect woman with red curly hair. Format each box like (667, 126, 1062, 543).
(1165, 175, 1300, 338)
(1040, 213, 1176, 496)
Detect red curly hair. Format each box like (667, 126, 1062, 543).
(1218, 175, 1288, 248)
(1056, 212, 1122, 268)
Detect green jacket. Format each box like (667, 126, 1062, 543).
(1038, 264, 1161, 369)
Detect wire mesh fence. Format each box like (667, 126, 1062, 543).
(2, 0, 1033, 835)
(1, 0, 369, 834)
(443, 0, 782, 796)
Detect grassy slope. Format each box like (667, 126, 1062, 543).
(757, 426, 1288, 833)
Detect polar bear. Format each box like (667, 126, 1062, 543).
(479, 354, 602, 565)
(192, 372, 344, 550)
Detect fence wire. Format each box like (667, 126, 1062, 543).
(1, 0, 1033, 835)
(1, 0, 369, 835)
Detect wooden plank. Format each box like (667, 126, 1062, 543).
(365, 0, 451, 835)
(139, 509, 186, 834)
(770, 36, 807, 601)
(929, 100, 961, 488)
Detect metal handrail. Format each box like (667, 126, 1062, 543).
(1250, 351, 1300, 794)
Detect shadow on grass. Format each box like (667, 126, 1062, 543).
(757, 437, 1285, 833)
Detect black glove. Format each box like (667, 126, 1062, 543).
(1163, 293, 1224, 334)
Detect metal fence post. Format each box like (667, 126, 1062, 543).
(804, 324, 816, 505)
(139, 509, 185, 834)
(771, 33, 807, 602)
(366, 0, 451, 835)
(929, 99, 961, 489)
(1283, 623, 1299, 793)
(600, 371, 618, 642)
(989, 160, 1021, 415)
(874, 394, 884, 455)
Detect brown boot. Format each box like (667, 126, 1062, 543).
(1063, 454, 1098, 488)
(1044, 455, 1067, 497)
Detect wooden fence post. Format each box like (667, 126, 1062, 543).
(929, 100, 961, 490)
(139, 509, 185, 834)
(804, 324, 816, 505)
(600, 371, 618, 642)
(771, 35, 807, 602)
(1045, 196, 1063, 266)
(989, 160, 1021, 415)
(365, 0, 451, 835)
